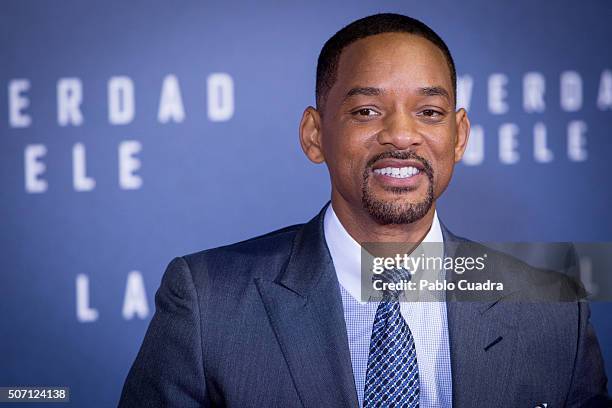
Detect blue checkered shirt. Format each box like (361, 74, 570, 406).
(324, 205, 453, 407)
(339, 285, 453, 407)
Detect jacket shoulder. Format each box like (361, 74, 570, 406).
(457, 240, 587, 301)
(179, 223, 304, 283)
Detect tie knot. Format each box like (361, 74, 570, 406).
(372, 268, 412, 300)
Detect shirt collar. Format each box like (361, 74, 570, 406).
(323, 203, 444, 303)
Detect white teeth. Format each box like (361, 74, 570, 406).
(373, 166, 420, 179)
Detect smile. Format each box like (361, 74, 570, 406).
(372, 166, 420, 179)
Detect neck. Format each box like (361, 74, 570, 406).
(330, 196, 436, 246)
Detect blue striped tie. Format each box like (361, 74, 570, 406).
(363, 269, 419, 407)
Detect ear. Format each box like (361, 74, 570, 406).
(453, 108, 471, 163)
(299, 106, 325, 163)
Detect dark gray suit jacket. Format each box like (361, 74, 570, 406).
(119, 205, 609, 407)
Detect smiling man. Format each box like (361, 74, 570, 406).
(120, 13, 609, 407)
(300, 24, 464, 245)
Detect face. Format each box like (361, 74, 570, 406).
(300, 32, 469, 225)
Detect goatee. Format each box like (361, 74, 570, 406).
(361, 151, 434, 225)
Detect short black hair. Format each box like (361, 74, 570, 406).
(316, 13, 456, 110)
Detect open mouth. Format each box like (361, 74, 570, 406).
(369, 157, 428, 188)
(373, 166, 421, 179)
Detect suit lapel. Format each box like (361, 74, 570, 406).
(446, 296, 521, 406)
(256, 212, 524, 407)
(441, 223, 522, 406)
(256, 206, 359, 408)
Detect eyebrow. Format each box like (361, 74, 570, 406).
(344, 87, 383, 100)
(418, 86, 451, 101)
(343, 85, 451, 103)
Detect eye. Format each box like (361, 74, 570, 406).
(420, 109, 442, 117)
(351, 108, 380, 117)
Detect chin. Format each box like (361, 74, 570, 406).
(361, 197, 433, 226)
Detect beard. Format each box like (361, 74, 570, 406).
(361, 150, 435, 225)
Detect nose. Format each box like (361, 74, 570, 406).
(376, 110, 423, 149)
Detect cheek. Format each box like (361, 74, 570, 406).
(429, 135, 458, 192)
(324, 125, 372, 179)
(322, 136, 359, 193)
(338, 147, 366, 185)
(434, 155, 454, 187)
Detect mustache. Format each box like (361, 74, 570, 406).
(366, 150, 434, 178)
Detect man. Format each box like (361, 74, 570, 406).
(120, 13, 609, 407)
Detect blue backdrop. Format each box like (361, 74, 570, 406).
(1, 1, 610, 406)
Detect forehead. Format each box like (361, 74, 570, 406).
(333, 32, 453, 98)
